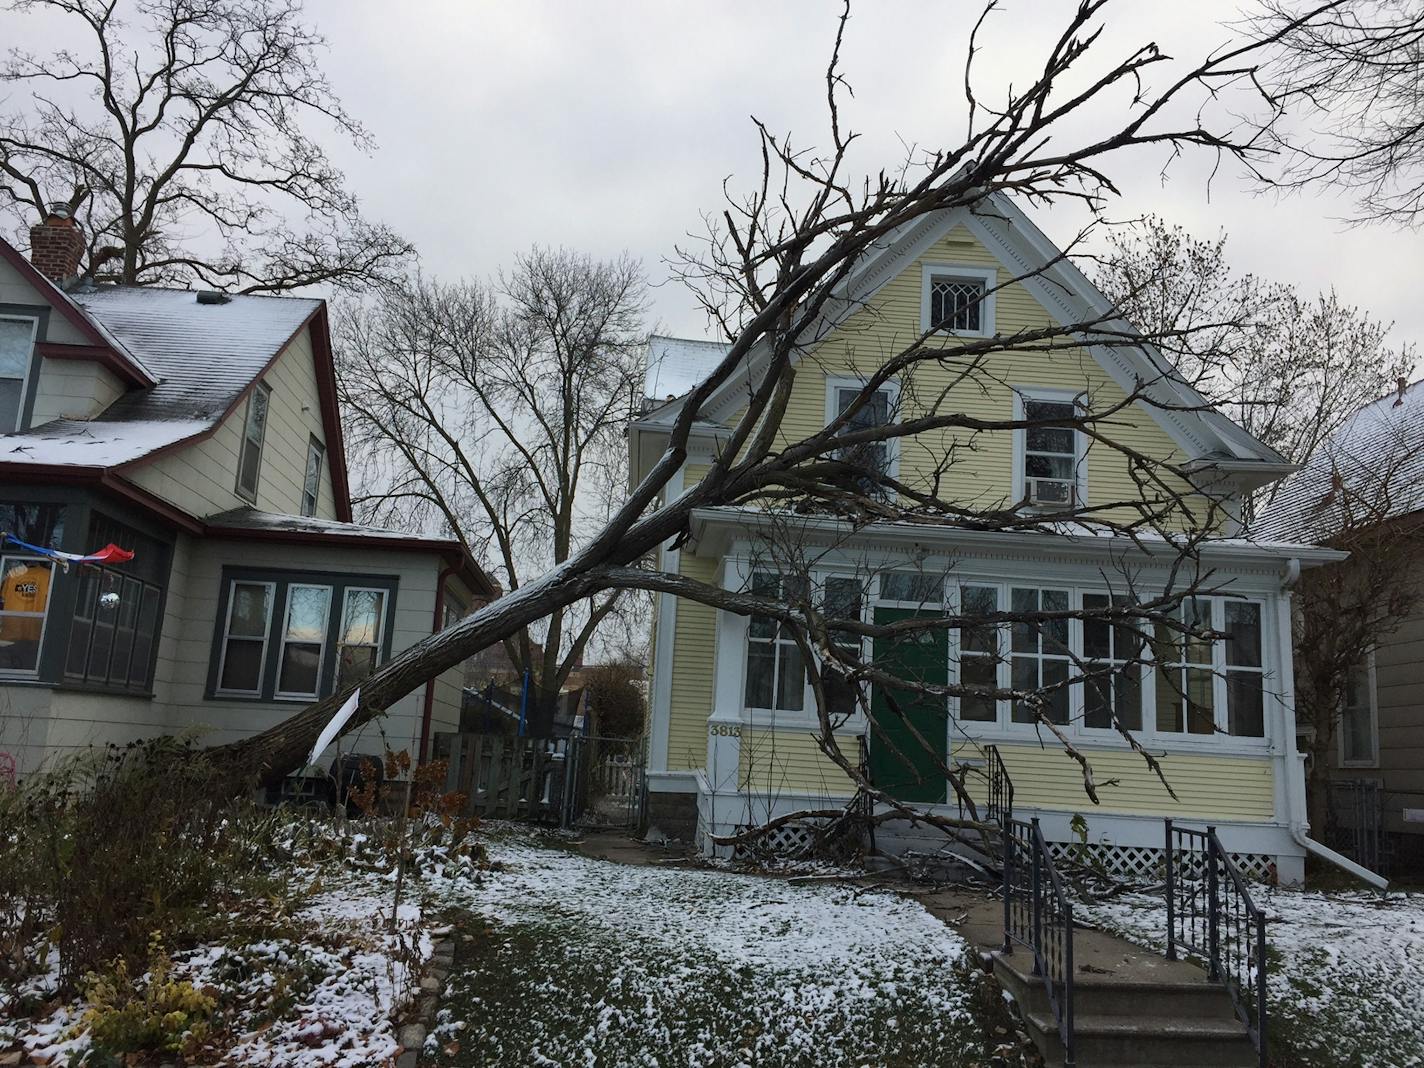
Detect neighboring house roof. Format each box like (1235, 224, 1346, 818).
(205, 507, 499, 599)
(644, 335, 731, 403)
(1253, 380, 1424, 544)
(634, 190, 1293, 486)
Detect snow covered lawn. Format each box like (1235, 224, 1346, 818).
(1080, 886, 1424, 1068)
(424, 830, 986, 1068)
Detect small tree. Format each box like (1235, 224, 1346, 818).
(338, 249, 648, 705)
(0, 0, 411, 292)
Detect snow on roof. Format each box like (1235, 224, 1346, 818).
(0, 416, 214, 467)
(70, 284, 320, 423)
(206, 507, 461, 545)
(644, 334, 729, 402)
(1253, 379, 1424, 543)
(0, 285, 320, 469)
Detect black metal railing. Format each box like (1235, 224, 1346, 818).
(1165, 819, 1268, 1067)
(1004, 817, 1075, 1067)
(984, 744, 1013, 826)
(856, 734, 876, 854)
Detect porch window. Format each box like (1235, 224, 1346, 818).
(1154, 597, 1217, 735)
(1010, 587, 1071, 724)
(235, 381, 271, 502)
(0, 555, 53, 674)
(821, 575, 864, 718)
(1341, 654, 1378, 766)
(1082, 593, 1143, 730)
(745, 571, 808, 712)
(1224, 602, 1265, 738)
(956, 585, 1000, 722)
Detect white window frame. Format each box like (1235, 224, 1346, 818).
(215, 579, 276, 697)
(1079, 592, 1146, 734)
(824, 376, 902, 488)
(1340, 650, 1380, 768)
(920, 264, 997, 339)
(301, 438, 325, 517)
(1011, 386, 1088, 509)
(0, 315, 39, 434)
(273, 582, 333, 701)
(336, 585, 389, 690)
(0, 554, 54, 677)
(235, 381, 272, 503)
(942, 581, 1272, 752)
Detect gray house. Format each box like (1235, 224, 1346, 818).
(1256, 378, 1424, 873)
(0, 213, 496, 779)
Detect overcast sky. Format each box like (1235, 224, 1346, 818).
(287, 0, 1419, 357)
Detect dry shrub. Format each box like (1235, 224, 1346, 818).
(0, 737, 275, 990)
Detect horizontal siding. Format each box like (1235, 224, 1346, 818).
(30, 358, 124, 425)
(725, 225, 1202, 526)
(739, 727, 860, 797)
(125, 326, 336, 520)
(959, 742, 1276, 821)
(666, 553, 718, 771)
(0, 258, 89, 345)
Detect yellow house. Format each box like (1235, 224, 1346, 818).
(630, 191, 1343, 884)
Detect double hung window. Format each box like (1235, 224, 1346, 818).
(1009, 587, 1071, 725)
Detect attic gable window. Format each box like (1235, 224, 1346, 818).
(235, 381, 271, 502)
(920, 264, 996, 338)
(0, 317, 38, 433)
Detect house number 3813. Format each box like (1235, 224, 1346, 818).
(709, 723, 739, 737)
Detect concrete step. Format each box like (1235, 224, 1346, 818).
(994, 950, 1238, 1021)
(1027, 1011, 1256, 1067)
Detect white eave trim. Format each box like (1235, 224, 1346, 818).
(686, 506, 1349, 568)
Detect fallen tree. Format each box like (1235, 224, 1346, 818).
(210, 0, 1342, 812)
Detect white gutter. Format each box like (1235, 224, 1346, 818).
(1276, 558, 1390, 891)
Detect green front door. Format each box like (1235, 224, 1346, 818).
(868, 606, 948, 804)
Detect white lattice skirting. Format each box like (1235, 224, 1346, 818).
(731, 819, 1279, 882)
(1046, 841, 1277, 883)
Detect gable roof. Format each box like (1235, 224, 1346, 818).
(1253, 379, 1424, 543)
(0, 238, 156, 387)
(0, 252, 353, 521)
(635, 191, 1292, 484)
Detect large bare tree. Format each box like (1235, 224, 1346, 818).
(337, 250, 648, 705)
(0, 0, 412, 291)
(1095, 214, 1413, 509)
(207, 1, 1344, 826)
(1253, 0, 1424, 226)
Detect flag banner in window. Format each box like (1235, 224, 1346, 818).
(1, 532, 134, 571)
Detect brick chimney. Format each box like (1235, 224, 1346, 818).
(28, 205, 86, 284)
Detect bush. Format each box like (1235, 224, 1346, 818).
(78, 933, 217, 1056)
(0, 737, 279, 989)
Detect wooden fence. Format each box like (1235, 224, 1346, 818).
(435, 733, 568, 821)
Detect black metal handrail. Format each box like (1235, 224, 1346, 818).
(984, 744, 1013, 826)
(1004, 817, 1075, 1067)
(1165, 819, 1268, 1067)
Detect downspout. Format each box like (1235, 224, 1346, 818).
(418, 564, 456, 765)
(1278, 557, 1390, 890)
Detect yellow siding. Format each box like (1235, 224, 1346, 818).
(729, 225, 1200, 524)
(666, 552, 718, 770)
(954, 742, 1275, 822)
(739, 728, 861, 797)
